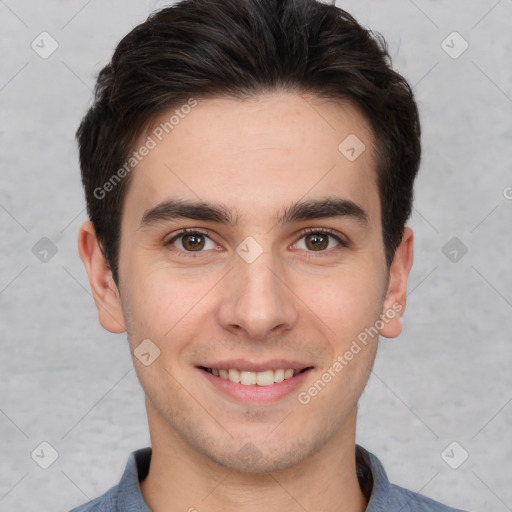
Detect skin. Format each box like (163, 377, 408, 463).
(78, 92, 414, 512)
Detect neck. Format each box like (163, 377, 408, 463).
(140, 403, 367, 512)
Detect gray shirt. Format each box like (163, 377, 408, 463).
(69, 445, 469, 511)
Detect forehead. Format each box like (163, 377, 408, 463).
(122, 92, 379, 229)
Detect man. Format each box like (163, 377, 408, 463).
(72, 0, 468, 510)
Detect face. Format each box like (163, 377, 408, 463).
(79, 92, 412, 473)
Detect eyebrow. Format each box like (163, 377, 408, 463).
(138, 196, 369, 230)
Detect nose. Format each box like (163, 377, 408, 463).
(216, 249, 299, 341)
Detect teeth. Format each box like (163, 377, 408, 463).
(256, 370, 275, 386)
(207, 367, 302, 386)
(240, 371, 257, 385)
(228, 369, 240, 383)
(284, 369, 294, 379)
(274, 368, 285, 383)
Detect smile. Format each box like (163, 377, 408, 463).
(200, 366, 309, 386)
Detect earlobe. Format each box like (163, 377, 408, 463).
(379, 227, 414, 339)
(77, 221, 126, 333)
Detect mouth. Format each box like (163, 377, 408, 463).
(198, 366, 312, 386)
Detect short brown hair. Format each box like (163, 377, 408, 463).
(77, 0, 421, 285)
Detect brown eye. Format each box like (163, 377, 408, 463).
(181, 233, 206, 251)
(166, 230, 215, 253)
(295, 229, 344, 252)
(305, 232, 329, 251)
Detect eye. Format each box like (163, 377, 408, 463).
(164, 227, 348, 258)
(293, 228, 347, 252)
(166, 229, 217, 253)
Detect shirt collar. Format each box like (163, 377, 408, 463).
(355, 444, 394, 510)
(115, 447, 152, 511)
(117, 444, 390, 510)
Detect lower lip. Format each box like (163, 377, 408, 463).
(197, 368, 313, 405)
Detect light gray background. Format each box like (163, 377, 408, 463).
(1, 0, 511, 510)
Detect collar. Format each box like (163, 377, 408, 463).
(116, 444, 390, 510)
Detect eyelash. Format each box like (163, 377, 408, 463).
(164, 227, 348, 258)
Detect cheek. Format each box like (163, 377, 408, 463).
(301, 267, 385, 341)
(296, 274, 382, 410)
(121, 263, 216, 351)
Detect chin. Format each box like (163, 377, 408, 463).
(201, 435, 322, 474)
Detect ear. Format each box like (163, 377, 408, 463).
(379, 226, 414, 339)
(77, 220, 126, 333)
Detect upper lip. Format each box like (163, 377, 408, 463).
(197, 359, 313, 372)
